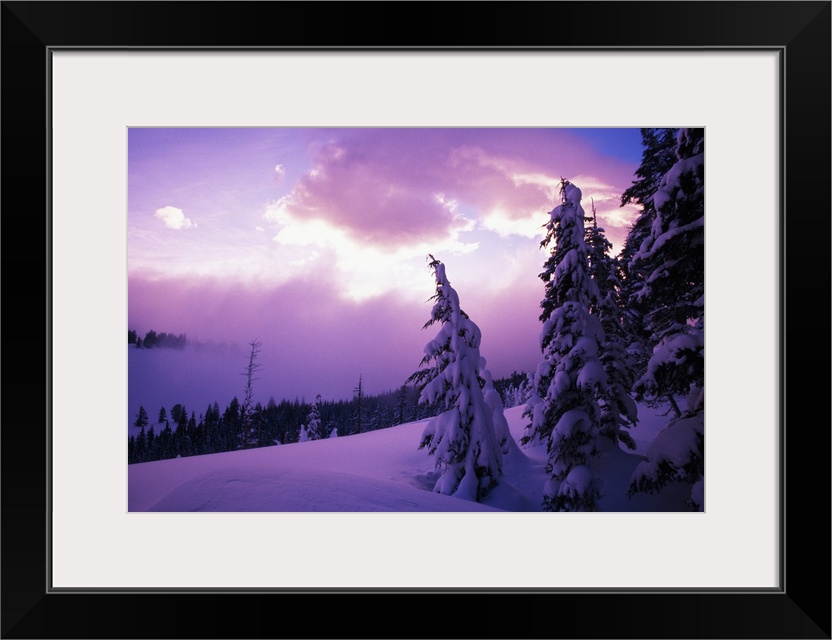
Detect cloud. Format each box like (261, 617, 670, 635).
(255, 129, 645, 299)
(261, 135, 559, 266)
(442, 146, 563, 239)
(154, 206, 196, 230)
(480, 208, 544, 239)
(264, 140, 471, 248)
(264, 196, 478, 303)
(261, 136, 489, 302)
(135, 131, 643, 300)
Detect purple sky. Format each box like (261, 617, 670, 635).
(129, 128, 643, 402)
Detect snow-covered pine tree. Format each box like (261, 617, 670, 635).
(619, 128, 680, 383)
(304, 395, 324, 440)
(523, 180, 606, 511)
(407, 255, 502, 501)
(584, 199, 613, 308)
(620, 129, 679, 264)
(585, 201, 638, 450)
(628, 127, 705, 510)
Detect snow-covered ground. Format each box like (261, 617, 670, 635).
(129, 400, 692, 512)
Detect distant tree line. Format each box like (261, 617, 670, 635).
(128, 371, 529, 464)
(493, 370, 534, 408)
(128, 329, 187, 349)
(127, 382, 429, 464)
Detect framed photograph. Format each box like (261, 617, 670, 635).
(3, 1, 829, 638)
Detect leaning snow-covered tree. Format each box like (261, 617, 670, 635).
(523, 180, 606, 512)
(407, 255, 502, 501)
(627, 128, 705, 510)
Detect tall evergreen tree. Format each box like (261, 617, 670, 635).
(630, 128, 704, 413)
(585, 202, 638, 450)
(171, 404, 185, 425)
(134, 406, 149, 429)
(395, 385, 409, 425)
(353, 375, 365, 434)
(627, 128, 705, 510)
(523, 180, 606, 511)
(408, 256, 502, 501)
(619, 128, 680, 382)
(223, 398, 240, 450)
(619, 128, 679, 267)
(585, 200, 614, 301)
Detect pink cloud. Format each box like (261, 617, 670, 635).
(266, 129, 640, 253)
(267, 139, 467, 246)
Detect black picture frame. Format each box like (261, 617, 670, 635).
(2, 2, 829, 638)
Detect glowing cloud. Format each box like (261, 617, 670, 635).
(154, 206, 196, 230)
(481, 208, 543, 239)
(263, 196, 479, 303)
(263, 141, 470, 248)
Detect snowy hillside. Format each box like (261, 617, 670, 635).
(129, 403, 693, 512)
